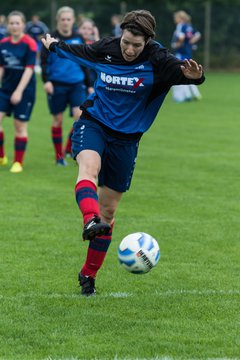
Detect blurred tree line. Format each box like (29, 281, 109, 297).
(1, 0, 240, 69)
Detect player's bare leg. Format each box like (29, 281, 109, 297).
(0, 112, 8, 165)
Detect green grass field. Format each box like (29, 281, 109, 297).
(0, 73, 239, 360)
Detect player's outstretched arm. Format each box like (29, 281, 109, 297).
(41, 34, 58, 50)
(41, 33, 99, 69)
(181, 59, 203, 79)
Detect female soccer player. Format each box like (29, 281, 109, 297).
(0, 11, 37, 173)
(42, 9, 205, 295)
(171, 10, 202, 102)
(78, 18, 100, 44)
(41, 6, 92, 165)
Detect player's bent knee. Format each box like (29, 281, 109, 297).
(78, 164, 99, 180)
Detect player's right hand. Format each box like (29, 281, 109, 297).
(42, 34, 58, 50)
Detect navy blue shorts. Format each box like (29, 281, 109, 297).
(36, 39, 43, 53)
(0, 88, 35, 121)
(47, 82, 87, 115)
(72, 119, 140, 192)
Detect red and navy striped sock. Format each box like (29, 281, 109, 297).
(75, 180, 100, 224)
(64, 127, 73, 154)
(81, 222, 114, 278)
(0, 131, 5, 158)
(14, 136, 28, 164)
(51, 126, 63, 160)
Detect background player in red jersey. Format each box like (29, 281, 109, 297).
(0, 11, 37, 173)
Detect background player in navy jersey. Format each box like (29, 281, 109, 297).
(42, 9, 205, 295)
(26, 14, 49, 73)
(0, 11, 37, 173)
(111, 14, 122, 37)
(171, 10, 202, 103)
(0, 15, 7, 41)
(41, 6, 93, 166)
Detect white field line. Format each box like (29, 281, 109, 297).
(1, 357, 239, 360)
(114, 358, 240, 360)
(39, 356, 240, 360)
(0, 289, 240, 301)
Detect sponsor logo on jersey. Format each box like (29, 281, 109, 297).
(1, 50, 20, 66)
(100, 72, 144, 88)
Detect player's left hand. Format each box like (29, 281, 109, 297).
(181, 59, 203, 79)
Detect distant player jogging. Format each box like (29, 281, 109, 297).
(26, 14, 49, 72)
(171, 10, 202, 102)
(0, 11, 37, 173)
(41, 6, 92, 166)
(42, 9, 205, 295)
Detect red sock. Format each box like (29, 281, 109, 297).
(75, 180, 100, 224)
(51, 126, 63, 160)
(0, 131, 4, 157)
(81, 222, 114, 278)
(65, 127, 73, 154)
(14, 136, 28, 164)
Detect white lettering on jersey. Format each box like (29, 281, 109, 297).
(100, 72, 144, 88)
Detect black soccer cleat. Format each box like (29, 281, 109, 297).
(78, 272, 96, 296)
(82, 215, 111, 241)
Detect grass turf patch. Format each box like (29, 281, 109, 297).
(0, 73, 239, 360)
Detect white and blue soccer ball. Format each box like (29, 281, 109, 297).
(118, 232, 160, 274)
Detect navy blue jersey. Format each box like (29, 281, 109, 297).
(0, 25, 7, 41)
(49, 37, 205, 134)
(41, 31, 90, 86)
(172, 23, 199, 60)
(0, 34, 37, 92)
(26, 21, 49, 42)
